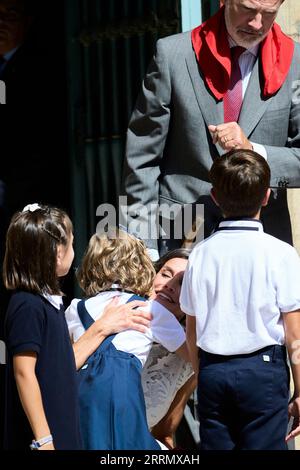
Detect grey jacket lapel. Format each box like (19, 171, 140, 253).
(185, 48, 274, 145)
(238, 57, 273, 136)
(185, 52, 224, 128)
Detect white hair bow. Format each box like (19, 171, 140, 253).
(22, 203, 41, 213)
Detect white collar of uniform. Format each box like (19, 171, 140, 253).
(228, 36, 259, 58)
(218, 218, 264, 232)
(110, 283, 135, 294)
(43, 293, 64, 310)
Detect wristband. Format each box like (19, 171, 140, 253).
(30, 434, 53, 450)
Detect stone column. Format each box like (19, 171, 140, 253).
(276, 4, 300, 450)
(277, 1, 300, 256)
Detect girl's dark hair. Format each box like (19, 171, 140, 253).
(3, 205, 73, 295)
(154, 248, 191, 273)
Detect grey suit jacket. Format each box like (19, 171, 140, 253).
(123, 31, 300, 250)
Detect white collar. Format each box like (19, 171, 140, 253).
(43, 293, 64, 310)
(218, 218, 264, 232)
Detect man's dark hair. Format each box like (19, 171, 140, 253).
(209, 149, 271, 218)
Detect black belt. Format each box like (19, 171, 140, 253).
(201, 344, 286, 362)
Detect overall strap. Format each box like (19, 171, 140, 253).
(78, 294, 146, 347)
(126, 294, 147, 303)
(77, 299, 117, 350)
(77, 299, 95, 331)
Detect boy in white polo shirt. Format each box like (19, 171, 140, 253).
(180, 149, 300, 450)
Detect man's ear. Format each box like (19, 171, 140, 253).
(261, 188, 271, 207)
(210, 188, 219, 207)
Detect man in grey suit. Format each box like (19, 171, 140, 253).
(122, 0, 300, 260)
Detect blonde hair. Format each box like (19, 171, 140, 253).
(77, 228, 155, 297)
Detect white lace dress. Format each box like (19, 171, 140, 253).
(142, 343, 194, 428)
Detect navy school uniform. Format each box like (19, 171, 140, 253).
(4, 291, 82, 450)
(77, 300, 161, 450)
(198, 344, 290, 450)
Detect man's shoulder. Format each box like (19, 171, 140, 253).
(156, 30, 192, 51)
(289, 41, 300, 72)
(292, 40, 300, 58)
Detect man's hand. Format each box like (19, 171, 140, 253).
(209, 122, 253, 152)
(286, 395, 300, 442)
(99, 297, 152, 336)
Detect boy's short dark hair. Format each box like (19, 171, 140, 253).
(209, 149, 270, 218)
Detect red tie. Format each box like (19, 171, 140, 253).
(223, 46, 246, 123)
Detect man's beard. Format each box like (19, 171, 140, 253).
(236, 29, 265, 48)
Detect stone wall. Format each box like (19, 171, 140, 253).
(276, 2, 300, 450)
(277, 0, 300, 41)
(277, 1, 300, 258)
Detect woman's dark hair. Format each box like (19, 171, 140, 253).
(3, 205, 73, 295)
(154, 248, 191, 273)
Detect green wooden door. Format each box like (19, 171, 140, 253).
(64, 0, 181, 274)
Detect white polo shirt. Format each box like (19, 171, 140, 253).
(180, 219, 300, 355)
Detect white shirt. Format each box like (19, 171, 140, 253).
(180, 219, 300, 355)
(228, 37, 267, 160)
(65, 291, 185, 366)
(228, 37, 258, 98)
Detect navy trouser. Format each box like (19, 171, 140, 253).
(197, 345, 290, 450)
